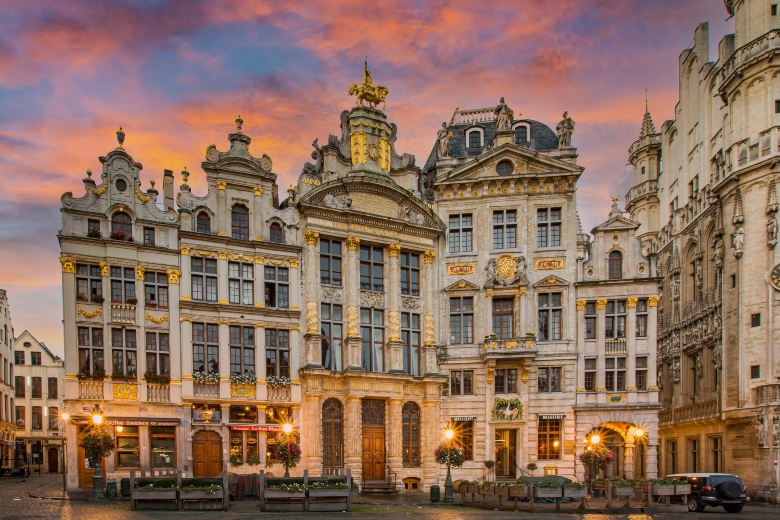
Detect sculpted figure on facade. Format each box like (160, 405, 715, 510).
(400, 205, 425, 225)
(767, 217, 778, 247)
(755, 414, 767, 447)
(436, 122, 452, 159)
(302, 138, 324, 177)
(323, 193, 352, 209)
(556, 111, 575, 148)
(773, 416, 780, 447)
(485, 259, 498, 287)
(713, 237, 724, 267)
(494, 97, 513, 132)
(732, 226, 744, 256)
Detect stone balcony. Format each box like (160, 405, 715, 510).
(481, 336, 538, 361)
(267, 385, 291, 402)
(146, 383, 170, 403)
(78, 380, 104, 400)
(110, 304, 136, 324)
(605, 339, 627, 355)
(625, 180, 658, 208)
(754, 384, 780, 406)
(193, 382, 220, 398)
(658, 399, 718, 426)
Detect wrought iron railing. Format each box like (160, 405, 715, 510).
(385, 465, 398, 491)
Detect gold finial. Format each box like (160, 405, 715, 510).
(235, 115, 243, 132)
(86, 169, 92, 178)
(181, 167, 190, 185)
(150, 179, 156, 187)
(611, 196, 619, 203)
(116, 126, 126, 148)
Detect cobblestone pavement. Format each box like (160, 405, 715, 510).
(0, 474, 777, 519)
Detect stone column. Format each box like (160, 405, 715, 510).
(344, 236, 362, 371)
(303, 230, 323, 368)
(596, 299, 607, 392)
(181, 318, 193, 397)
(484, 289, 494, 339)
(216, 181, 227, 236)
(624, 442, 635, 479)
(626, 297, 638, 391)
(289, 258, 301, 311)
(386, 243, 403, 373)
(422, 251, 436, 373)
(303, 391, 324, 474)
(166, 269, 182, 383)
(217, 251, 228, 304)
(421, 396, 440, 491)
(648, 296, 660, 390)
(387, 398, 404, 472)
(253, 187, 264, 241)
(576, 300, 586, 393)
(60, 258, 78, 378)
(518, 288, 528, 337)
(345, 396, 363, 481)
(218, 320, 230, 398)
(254, 256, 265, 308)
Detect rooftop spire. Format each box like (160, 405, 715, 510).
(639, 101, 657, 138)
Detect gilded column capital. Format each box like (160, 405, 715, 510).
(423, 250, 436, 264)
(517, 288, 528, 297)
(485, 289, 494, 298)
(346, 236, 361, 251)
(254, 187, 263, 196)
(576, 300, 586, 311)
(304, 229, 320, 245)
(387, 243, 401, 257)
(217, 251, 228, 260)
(289, 259, 299, 269)
(99, 261, 109, 277)
(166, 269, 181, 284)
(180, 246, 191, 255)
(216, 181, 227, 190)
(596, 299, 607, 310)
(60, 257, 76, 273)
(626, 297, 638, 308)
(136, 266, 146, 281)
(648, 296, 660, 307)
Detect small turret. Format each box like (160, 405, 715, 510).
(626, 102, 662, 242)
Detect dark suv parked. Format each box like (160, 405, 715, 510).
(667, 473, 748, 513)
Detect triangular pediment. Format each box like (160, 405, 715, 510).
(533, 275, 569, 287)
(445, 279, 480, 292)
(440, 143, 583, 183)
(591, 215, 641, 233)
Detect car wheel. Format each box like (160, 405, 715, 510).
(687, 496, 705, 512)
(723, 504, 743, 513)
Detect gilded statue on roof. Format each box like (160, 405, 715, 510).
(348, 59, 388, 110)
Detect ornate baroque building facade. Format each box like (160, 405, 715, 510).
(625, 0, 780, 489)
(0, 289, 16, 465)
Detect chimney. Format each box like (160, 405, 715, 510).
(694, 22, 709, 64)
(163, 169, 174, 211)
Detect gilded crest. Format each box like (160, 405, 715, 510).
(495, 254, 517, 280)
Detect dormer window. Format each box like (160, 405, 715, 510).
(270, 222, 283, 244)
(514, 126, 527, 144)
(608, 251, 623, 280)
(231, 204, 249, 240)
(111, 213, 132, 237)
(196, 212, 211, 234)
(468, 130, 481, 148)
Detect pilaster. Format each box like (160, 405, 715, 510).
(345, 236, 362, 371)
(217, 252, 228, 304)
(387, 243, 403, 373)
(345, 396, 363, 481)
(387, 398, 404, 472)
(596, 299, 607, 392)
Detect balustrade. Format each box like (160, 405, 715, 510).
(147, 383, 171, 403)
(79, 381, 104, 400)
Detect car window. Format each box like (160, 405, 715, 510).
(688, 477, 702, 489)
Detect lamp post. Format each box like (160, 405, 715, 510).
(91, 404, 105, 499)
(282, 423, 293, 478)
(444, 429, 454, 503)
(60, 412, 70, 496)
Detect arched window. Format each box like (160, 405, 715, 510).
(322, 398, 343, 469)
(468, 130, 481, 148)
(269, 222, 283, 244)
(111, 213, 132, 237)
(402, 402, 420, 467)
(514, 126, 528, 144)
(608, 251, 623, 280)
(196, 212, 211, 234)
(231, 205, 249, 240)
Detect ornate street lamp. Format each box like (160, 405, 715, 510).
(444, 429, 454, 503)
(282, 423, 293, 477)
(91, 405, 105, 498)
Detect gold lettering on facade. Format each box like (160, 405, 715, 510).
(447, 263, 476, 276)
(534, 258, 565, 270)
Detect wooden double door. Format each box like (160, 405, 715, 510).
(193, 431, 223, 477)
(361, 426, 385, 480)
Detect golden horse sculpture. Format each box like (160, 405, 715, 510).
(348, 82, 389, 110)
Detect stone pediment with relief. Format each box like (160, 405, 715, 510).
(440, 144, 582, 183)
(445, 279, 480, 292)
(533, 275, 569, 287)
(591, 216, 640, 232)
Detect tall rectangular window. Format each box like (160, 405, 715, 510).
(15, 406, 24, 425)
(667, 440, 677, 474)
(636, 299, 648, 337)
(48, 377, 58, 399)
(191, 258, 218, 302)
(449, 214, 473, 253)
(143, 226, 155, 246)
(320, 239, 343, 286)
(231, 205, 249, 240)
(584, 301, 597, 339)
(687, 438, 699, 472)
(449, 296, 474, 344)
(584, 358, 597, 391)
(359, 246, 384, 291)
(454, 421, 474, 460)
(77, 327, 104, 376)
(709, 436, 723, 473)
(321, 303, 343, 371)
(495, 368, 517, 394)
(401, 312, 420, 376)
(450, 370, 473, 395)
(145, 332, 170, 376)
(538, 418, 561, 460)
(31, 377, 42, 398)
(115, 426, 140, 469)
(48, 407, 58, 431)
(14, 351, 24, 365)
(265, 329, 290, 378)
(144, 271, 169, 309)
(492, 298, 513, 339)
(400, 252, 420, 296)
(537, 207, 562, 248)
(264, 266, 289, 308)
(193, 323, 219, 374)
(360, 308, 384, 372)
(110, 266, 136, 303)
(229, 326, 255, 377)
(605, 357, 626, 391)
(228, 262, 254, 305)
(538, 292, 562, 341)
(31, 406, 42, 430)
(30, 352, 41, 366)
(605, 300, 627, 338)
(14, 376, 24, 398)
(492, 209, 517, 249)
(636, 356, 648, 390)
(111, 328, 137, 378)
(150, 426, 176, 470)
(76, 264, 103, 302)
(537, 367, 561, 392)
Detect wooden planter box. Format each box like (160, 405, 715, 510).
(133, 488, 177, 500)
(509, 485, 530, 497)
(535, 487, 562, 498)
(614, 485, 634, 497)
(651, 485, 676, 495)
(477, 485, 494, 495)
(675, 484, 691, 495)
(264, 489, 305, 512)
(307, 488, 350, 512)
(494, 486, 510, 497)
(308, 488, 350, 498)
(564, 487, 588, 498)
(466, 484, 479, 494)
(265, 489, 306, 499)
(180, 488, 227, 510)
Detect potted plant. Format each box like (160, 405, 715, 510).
(534, 480, 563, 498)
(87, 228, 101, 238)
(434, 438, 466, 501)
(143, 371, 170, 385)
(92, 294, 104, 303)
(478, 480, 495, 495)
(77, 293, 88, 302)
(109, 230, 125, 240)
(193, 371, 220, 385)
(579, 445, 613, 487)
(266, 375, 292, 388)
(466, 480, 479, 494)
(126, 234, 134, 242)
(126, 297, 138, 305)
(145, 299, 157, 308)
(246, 455, 260, 466)
(230, 454, 243, 467)
(564, 481, 588, 498)
(526, 462, 538, 476)
(92, 366, 106, 380)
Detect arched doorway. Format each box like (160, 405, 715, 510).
(584, 423, 648, 480)
(48, 448, 59, 473)
(193, 430, 222, 477)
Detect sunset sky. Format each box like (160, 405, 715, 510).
(0, 1, 732, 353)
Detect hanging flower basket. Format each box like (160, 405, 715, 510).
(434, 440, 465, 468)
(579, 445, 613, 471)
(267, 432, 301, 473)
(79, 425, 115, 461)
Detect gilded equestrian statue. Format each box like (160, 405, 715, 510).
(348, 59, 388, 110)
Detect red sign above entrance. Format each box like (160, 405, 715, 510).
(229, 425, 291, 432)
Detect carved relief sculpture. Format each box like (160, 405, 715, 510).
(556, 111, 575, 148)
(400, 205, 425, 225)
(324, 193, 352, 209)
(756, 414, 767, 447)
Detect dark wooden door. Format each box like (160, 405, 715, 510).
(361, 427, 385, 480)
(193, 431, 222, 477)
(48, 448, 59, 473)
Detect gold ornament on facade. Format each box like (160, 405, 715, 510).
(535, 258, 565, 270)
(626, 297, 638, 308)
(254, 187, 263, 196)
(387, 243, 401, 257)
(217, 251, 228, 260)
(388, 311, 401, 341)
(113, 383, 138, 401)
(134, 183, 153, 203)
(231, 384, 255, 398)
(379, 137, 391, 171)
(485, 288, 494, 298)
(423, 314, 435, 345)
(265, 258, 287, 266)
(596, 299, 607, 310)
(347, 60, 388, 109)
(228, 253, 254, 263)
(347, 306, 359, 337)
(447, 263, 475, 275)
(304, 229, 320, 245)
(576, 300, 586, 311)
(648, 296, 660, 307)
(136, 266, 146, 281)
(99, 261, 109, 277)
(289, 259, 299, 269)
(88, 183, 109, 196)
(166, 269, 181, 284)
(60, 257, 76, 273)
(306, 302, 319, 334)
(495, 254, 517, 280)
(77, 305, 102, 319)
(145, 311, 169, 324)
(180, 246, 191, 255)
(350, 132, 367, 165)
(423, 250, 436, 264)
(216, 181, 227, 190)
(346, 236, 361, 251)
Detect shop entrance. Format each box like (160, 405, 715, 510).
(193, 430, 222, 477)
(495, 429, 516, 479)
(48, 447, 58, 473)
